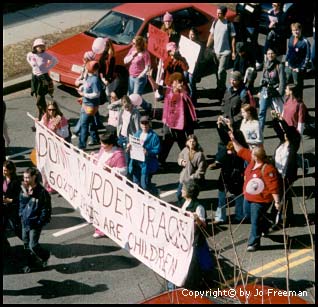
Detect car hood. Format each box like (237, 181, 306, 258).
(47, 32, 128, 65)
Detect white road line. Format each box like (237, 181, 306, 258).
(52, 223, 89, 237)
(160, 189, 177, 198)
(6, 148, 33, 160)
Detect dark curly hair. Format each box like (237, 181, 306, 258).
(183, 179, 200, 200)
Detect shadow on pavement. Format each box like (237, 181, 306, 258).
(3, 279, 108, 299)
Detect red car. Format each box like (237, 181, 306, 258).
(47, 3, 235, 87)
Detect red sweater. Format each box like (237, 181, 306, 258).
(238, 148, 280, 204)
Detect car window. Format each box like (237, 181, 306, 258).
(88, 11, 143, 45)
(172, 8, 209, 32)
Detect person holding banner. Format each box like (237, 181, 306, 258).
(127, 115, 160, 195)
(186, 27, 205, 107)
(91, 131, 127, 238)
(161, 11, 180, 45)
(124, 36, 151, 96)
(40, 100, 70, 141)
(117, 95, 141, 171)
(179, 179, 214, 290)
(163, 42, 189, 87)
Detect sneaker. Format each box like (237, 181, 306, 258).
(247, 245, 258, 252)
(71, 134, 78, 140)
(208, 162, 221, 170)
(93, 232, 106, 239)
(23, 265, 31, 273)
(31, 126, 36, 132)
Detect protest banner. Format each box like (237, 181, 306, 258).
(178, 35, 201, 74)
(148, 24, 169, 60)
(33, 118, 194, 286)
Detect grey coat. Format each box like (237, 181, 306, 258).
(178, 147, 207, 184)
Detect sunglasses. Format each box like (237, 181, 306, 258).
(48, 109, 56, 111)
(141, 121, 149, 125)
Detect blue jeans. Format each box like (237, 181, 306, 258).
(244, 200, 270, 247)
(215, 191, 244, 222)
(22, 226, 50, 263)
(176, 182, 183, 202)
(79, 108, 99, 149)
(285, 66, 304, 98)
(128, 75, 147, 95)
(258, 88, 272, 132)
(132, 162, 152, 193)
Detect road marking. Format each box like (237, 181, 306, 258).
(6, 148, 33, 160)
(224, 249, 312, 286)
(52, 223, 89, 237)
(160, 189, 177, 198)
(248, 249, 311, 276)
(262, 255, 314, 277)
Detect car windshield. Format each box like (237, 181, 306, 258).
(87, 11, 143, 45)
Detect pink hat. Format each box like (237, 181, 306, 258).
(83, 51, 95, 61)
(166, 42, 177, 52)
(163, 12, 173, 22)
(33, 38, 45, 48)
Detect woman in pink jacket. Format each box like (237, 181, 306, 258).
(149, 72, 196, 165)
(90, 131, 127, 238)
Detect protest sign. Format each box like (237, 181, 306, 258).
(129, 134, 145, 162)
(148, 24, 169, 60)
(178, 35, 201, 74)
(34, 120, 194, 286)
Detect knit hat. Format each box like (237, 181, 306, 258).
(166, 42, 177, 52)
(231, 71, 243, 81)
(163, 12, 173, 22)
(83, 51, 95, 61)
(33, 38, 45, 48)
(236, 42, 246, 53)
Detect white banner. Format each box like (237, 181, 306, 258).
(34, 120, 194, 286)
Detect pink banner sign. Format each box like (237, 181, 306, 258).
(148, 24, 169, 60)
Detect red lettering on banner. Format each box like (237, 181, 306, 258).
(148, 24, 169, 60)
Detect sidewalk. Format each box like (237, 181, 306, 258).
(3, 3, 118, 94)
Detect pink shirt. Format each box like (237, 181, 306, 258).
(124, 47, 151, 77)
(26, 51, 58, 76)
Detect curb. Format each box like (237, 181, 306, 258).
(3, 75, 31, 95)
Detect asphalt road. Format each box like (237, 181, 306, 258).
(3, 50, 315, 303)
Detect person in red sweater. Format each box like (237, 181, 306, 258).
(281, 83, 306, 135)
(229, 130, 281, 252)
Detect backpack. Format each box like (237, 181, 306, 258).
(212, 19, 232, 50)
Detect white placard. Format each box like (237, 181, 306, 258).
(129, 134, 145, 162)
(178, 35, 201, 74)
